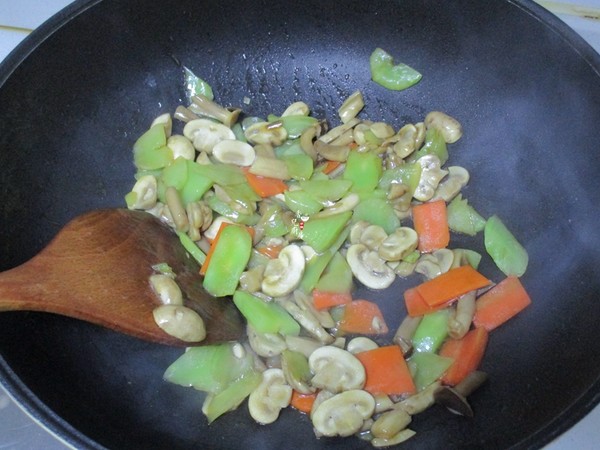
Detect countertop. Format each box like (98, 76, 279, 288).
(1, 1, 599, 449)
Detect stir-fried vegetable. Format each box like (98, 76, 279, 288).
(125, 69, 533, 447)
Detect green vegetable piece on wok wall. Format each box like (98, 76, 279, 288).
(370, 47, 422, 91)
(484, 215, 529, 277)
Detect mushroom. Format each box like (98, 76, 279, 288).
(248, 368, 292, 425)
(432, 166, 470, 202)
(247, 324, 287, 358)
(211, 139, 256, 166)
(174, 105, 200, 123)
(384, 124, 419, 159)
(313, 193, 360, 218)
(424, 111, 463, 144)
(346, 244, 396, 290)
(167, 135, 196, 160)
(281, 349, 315, 394)
(313, 139, 350, 162)
(413, 155, 448, 202)
(284, 335, 322, 358)
(152, 304, 206, 342)
(165, 186, 189, 232)
(149, 274, 183, 306)
(349, 220, 371, 244)
(447, 290, 476, 339)
(261, 245, 305, 297)
(338, 91, 364, 124)
(151, 113, 173, 138)
(277, 297, 335, 344)
(398, 380, 442, 415)
(127, 175, 158, 210)
(378, 227, 419, 262)
(370, 407, 412, 440)
(183, 118, 236, 153)
(308, 345, 366, 393)
(371, 429, 417, 448)
(346, 337, 379, 354)
(311, 390, 375, 437)
(415, 249, 455, 280)
(393, 315, 422, 355)
(434, 371, 488, 417)
(294, 290, 334, 329)
(188, 94, 241, 128)
(203, 216, 234, 241)
(186, 200, 212, 241)
(318, 117, 360, 144)
(245, 120, 288, 146)
(370, 122, 395, 140)
(249, 155, 290, 180)
(282, 101, 310, 117)
(359, 225, 388, 251)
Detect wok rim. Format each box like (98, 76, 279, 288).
(0, 0, 598, 449)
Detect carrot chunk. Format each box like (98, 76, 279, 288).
(312, 290, 352, 311)
(356, 346, 416, 396)
(338, 299, 389, 335)
(243, 168, 288, 197)
(404, 287, 453, 317)
(415, 265, 490, 307)
(473, 276, 531, 331)
(439, 327, 489, 386)
(290, 390, 317, 414)
(412, 199, 450, 252)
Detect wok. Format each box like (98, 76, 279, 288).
(1, 0, 599, 448)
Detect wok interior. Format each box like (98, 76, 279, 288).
(0, 0, 599, 448)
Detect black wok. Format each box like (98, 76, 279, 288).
(1, 0, 599, 448)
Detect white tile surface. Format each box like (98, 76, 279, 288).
(1, 1, 599, 449)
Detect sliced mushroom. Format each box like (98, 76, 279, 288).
(127, 175, 158, 210)
(371, 407, 412, 440)
(248, 368, 292, 425)
(318, 117, 360, 144)
(174, 105, 200, 123)
(346, 244, 396, 290)
(311, 390, 375, 437)
(432, 166, 470, 202)
(359, 225, 388, 251)
(415, 249, 455, 280)
(393, 315, 422, 355)
(309, 346, 366, 392)
(261, 245, 305, 297)
(371, 429, 416, 448)
(413, 155, 448, 202)
(434, 371, 488, 417)
(282, 101, 310, 117)
(370, 122, 395, 140)
(152, 305, 206, 342)
(167, 135, 195, 160)
(425, 111, 462, 144)
(313, 140, 350, 162)
(188, 94, 241, 128)
(338, 90, 364, 124)
(373, 394, 395, 414)
(284, 335, 322, 358)
(349, 220, 371, 245)
(447, 290, 476, 339)
(347, 337, 379, 354)
(183, 118, 236, 153)
(293, 290, 334, 329)
(165, 186, 189, 232)
(151, 113, 173, 138)
(149, 274, 183, 306)
(313, 193, 360, 218)
(378, 227, 419, 261)
(247, 324, 287, 358)
(310, 389, 335, 420)
(384, 124, 419, 159)
(278, 297, 335, 344)
(203, 216, 234, 241)
(212, 139, 256, 166)
(245, 120, 288, 146)
(398, 380, 442, 415)
(281, 349, 315, 394)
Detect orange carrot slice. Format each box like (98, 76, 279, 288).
(244, 168, 288, 197)
(290, 390, 317, 414)
(312, 290, 352, 310)
(473, 276, 531, 331)
(322, 160, 341, 174)
(404, 287, 453, 317)
(415, 265, 490, 307)
(412, 199, 450, 253)
(356, 346, 416, 396)
(338, 299, 389, 335)
(439, 327, 489, 386)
